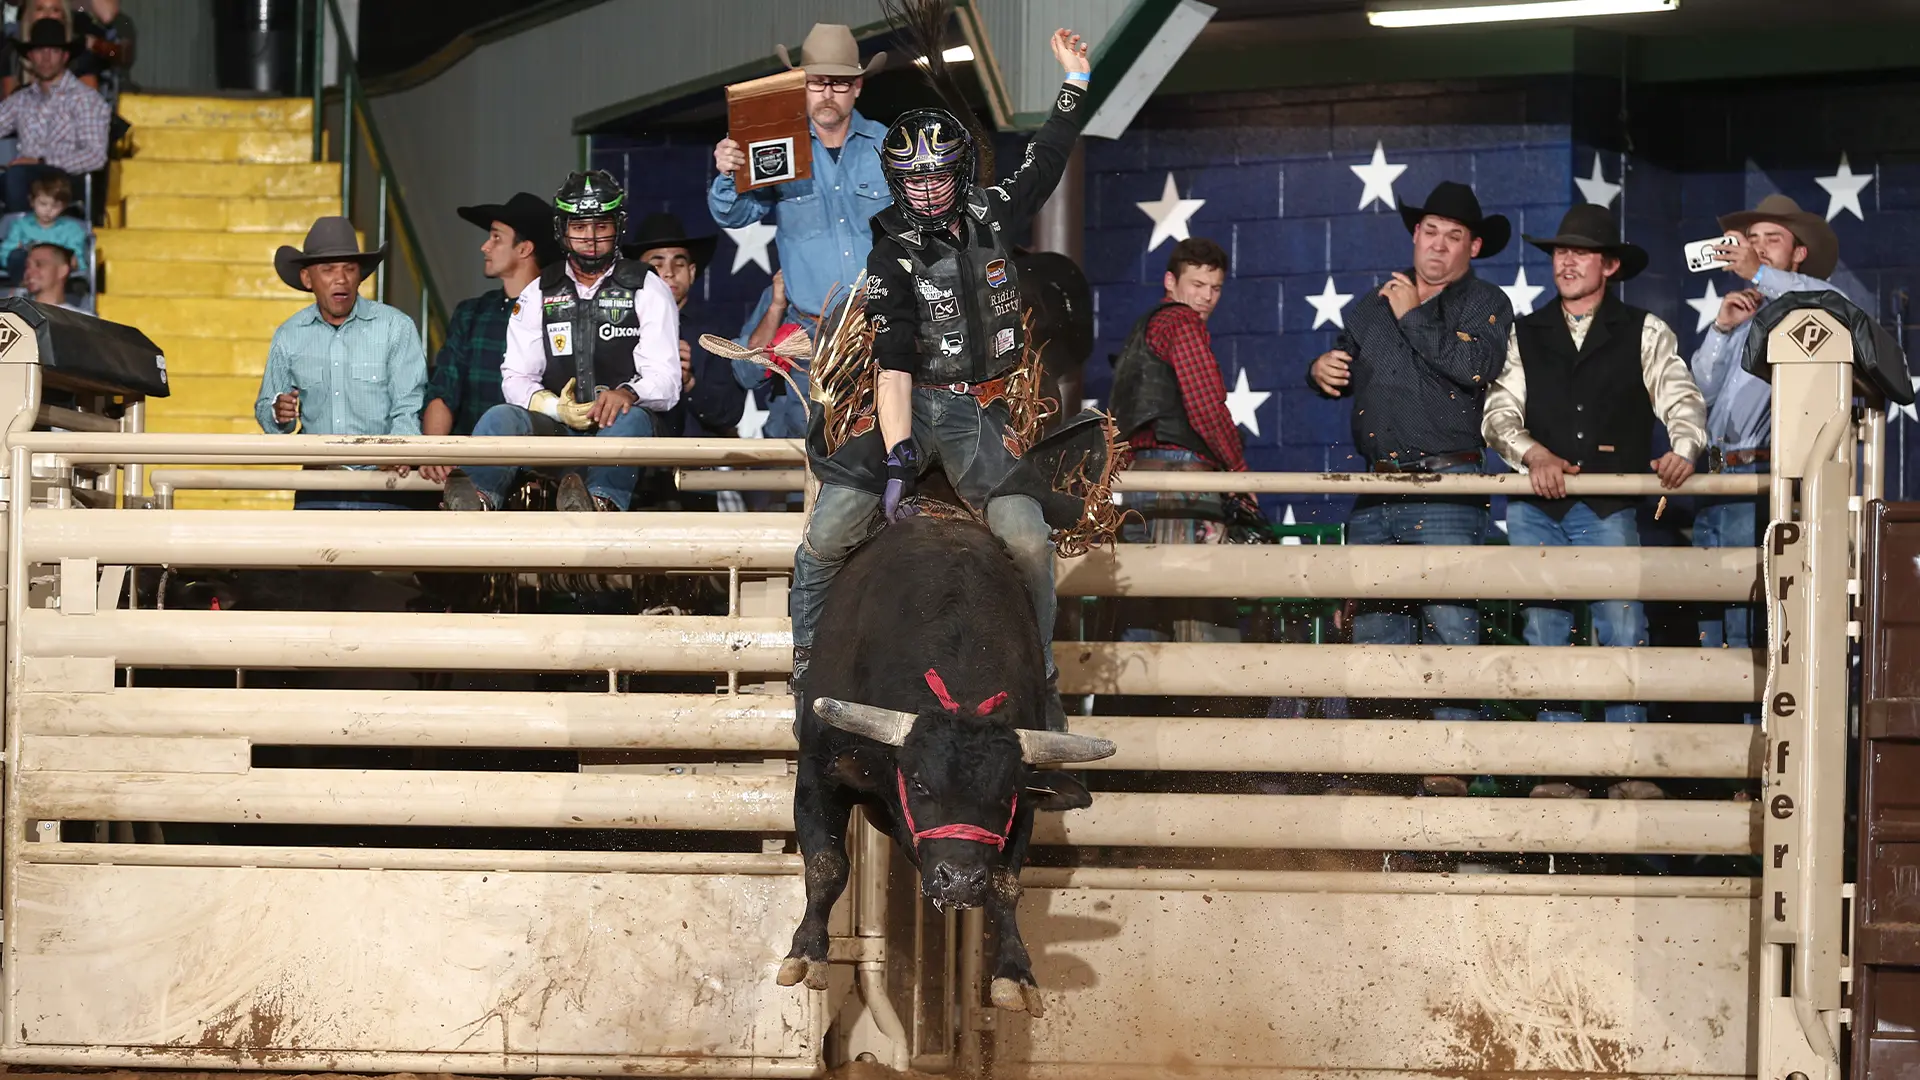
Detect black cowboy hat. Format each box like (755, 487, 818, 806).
(620, 212, 719, 268)
(1522, 203, 1649, 282)
(457, 191, 562, 268)
(1399, 180, 1510, 259)
(12, 18, 78, 56)
(274, 216, 386, 292)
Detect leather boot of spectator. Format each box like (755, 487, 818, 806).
(1419, 775, 1470, 797)
(442, 474, 492, 511)
(1529, 781, 1589, 798)
(1607, 779, 1666, 800)
(556, 473, 596, 513)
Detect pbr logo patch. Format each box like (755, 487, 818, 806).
(985, 259, 1008, 288)
(747, 137, 797, 185)
(939, 331, 965, 357)
(928, 297, 960, 322)
(546, 323, 571, 356)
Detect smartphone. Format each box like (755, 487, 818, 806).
(1685, 235, 1737, 273)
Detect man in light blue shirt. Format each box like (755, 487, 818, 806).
(256, 217, 427, 509)
(707, 23, 891, 324)
(1690, 194, 1840, 651)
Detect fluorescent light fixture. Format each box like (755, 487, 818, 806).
(913, 45, 975, 66)
(1368, 0, 1676, 28)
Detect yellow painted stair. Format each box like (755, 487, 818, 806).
(100, 93, 348, 510)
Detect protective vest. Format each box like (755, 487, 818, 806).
(1109, 302, 1214, 463)
(538, 258, 656, 401)
(1514, 294, 1653, 520)
(873, 192, 1024, 385)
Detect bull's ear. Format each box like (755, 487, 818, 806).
(813, 698, 915, 747)
(1016, 729, 1116, 765)
(1025, 770, 1093, 812)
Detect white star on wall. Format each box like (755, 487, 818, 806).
(736, 391, 769, 439)
(1891, 377, 1920, 424)
(1279, 504, 1301, 546)
(1305, 276, 1353, 329)
(1225, 368, 1271, 436)
(1815, 153, 1873, 222)
(724, 221, 778, 275)
(1136, 173, 1207, 252)
(1502, 267, 1545, 316)
(1686, 280, 1722, 334)
(1350, 142, 1407, 211)
(1574, 152, 1622, 207)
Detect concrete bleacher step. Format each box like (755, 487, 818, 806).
(128, 127, 309, 164)
(149, 374, 262, 419)
(98, 295, 309, 340)
(110, 160, 339, 201)
(98, 228, 322, 265)
(106, 260, 377, 301)
(120, 194, 340, 232)
(118, 94, 312, 131)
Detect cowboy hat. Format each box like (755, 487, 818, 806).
(1717, 194, 1839, 279)
(12, 18, 78, 56)
(457, 191, 562, 267)
(620, 212, 719, 268)
(274, 216, 386, 292)
(776, 22, 885, 78)
(1522, 204, 1648, 282)
(1399, 180, 1510, 259)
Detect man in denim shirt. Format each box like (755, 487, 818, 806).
(1690, 194, 1839, 654)
(707, 23, 891, 326)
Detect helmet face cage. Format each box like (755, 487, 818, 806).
(881, 109, 974, 231)
(553, 170, 628, 274)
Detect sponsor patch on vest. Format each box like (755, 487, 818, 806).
(546, 323, 571, 356)
(928, 297, 960, 322)
(985, 259, 1008, 288)
(596, 293, 635, 310)
(939, 332, 965, 357)
(598, 323, 643, 341)
(990, 291, 1020, 317)
(866, 280, 889, 299)
(870, 313, 890, 334)
(914, 277, 953, 302)
(994, 327, 1016, 357)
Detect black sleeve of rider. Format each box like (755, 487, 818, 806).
(867, 236, 919, 374)
(992, 81, 1088, 224)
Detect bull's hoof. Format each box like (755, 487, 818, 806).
(777, 956, 831, 990)
(990, 976, 1046, 1017)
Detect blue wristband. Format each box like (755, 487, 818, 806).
(1064, 72, 1090, 83)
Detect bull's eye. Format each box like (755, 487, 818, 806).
(909, 775, 931, 796)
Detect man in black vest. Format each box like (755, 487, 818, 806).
(447, 172, 680, 512)
(1482, 204, 1706, 761)
(789, 27, 1091, 731)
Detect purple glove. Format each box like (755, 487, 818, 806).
(883, 439, 919, 522)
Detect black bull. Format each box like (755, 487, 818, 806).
(777, 515, 1113, 1016)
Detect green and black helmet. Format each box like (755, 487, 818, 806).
(552, 170, 627, 275)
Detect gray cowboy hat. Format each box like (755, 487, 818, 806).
(275, 216, 386, 292)
(1523, 203, 1649, 282)
(1717, 194, 1839, 280)
(776, 23, 885, 78)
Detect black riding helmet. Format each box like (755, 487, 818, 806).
(880, 107, 974, 232)
(552, 170, 627, 276)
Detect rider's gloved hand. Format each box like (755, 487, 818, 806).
(883, 439, 919, 522)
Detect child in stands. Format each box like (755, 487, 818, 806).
(0, 171, 86, 280)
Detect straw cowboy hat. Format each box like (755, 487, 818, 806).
(1717, 194, 1839, 279)
(275, 216, 386, 292)
(776, 23, 885, 77)
(1522, 204, 1649, 282)
(1399, 180, 1510, 259)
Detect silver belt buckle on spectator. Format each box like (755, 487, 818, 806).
(1707, 446, 1726, 474)
(942, 381, 971, 394)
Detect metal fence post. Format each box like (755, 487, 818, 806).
(309, 0, 324, 162)
(375, 174, 389, 304)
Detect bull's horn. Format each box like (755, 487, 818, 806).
(1017, 729, 1117, 765)
(813, 698, 916, 747)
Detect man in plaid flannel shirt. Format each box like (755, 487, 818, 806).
(0, 19, 108, 214)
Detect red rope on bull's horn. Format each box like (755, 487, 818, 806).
(895, 668, 1017, 850)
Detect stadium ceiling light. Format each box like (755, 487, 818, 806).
(913, 45, 975, 66)
(1367, 0, 1677, 28)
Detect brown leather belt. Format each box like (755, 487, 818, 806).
(1370, 450, 1482, 474)
(1708, 447, 1770, 472)
(918, 375, 1010, 407)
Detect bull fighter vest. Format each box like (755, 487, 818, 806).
(538, 258, 657, 402)
(873, 192, 1025, 386)
(1110, 302, 1215, 464)
(1514, 294, 1654, 520)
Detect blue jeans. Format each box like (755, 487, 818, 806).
(790, 390, 1056, 680)
(1347, 471, 1487, 722)
(1693, 461, 1764, 651)
(460, 402, 654, 512)
(1507, 500, 1648, 723)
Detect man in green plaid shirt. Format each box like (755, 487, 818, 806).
(422, 194, 558, 463)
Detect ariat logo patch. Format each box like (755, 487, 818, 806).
(546, 323, 571, 356)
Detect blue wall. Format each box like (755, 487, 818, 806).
(598, 71, 1920, 528)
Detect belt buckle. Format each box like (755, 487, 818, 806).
(945, 381, 970, 395)
(1707, 446, 1726, 474)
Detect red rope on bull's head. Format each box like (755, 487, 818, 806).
(896, 668, 1017, 850)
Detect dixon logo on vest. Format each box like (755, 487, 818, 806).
(598, 323, 643, 341)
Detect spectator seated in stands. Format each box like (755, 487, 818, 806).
(624, 212, 745, 440)
(20, 239, 80, 311)
(0, 170, 85, 280)
(734, 269, 808, 441)
(0, 18, 107, 214)
(71, 0, 133, 106)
